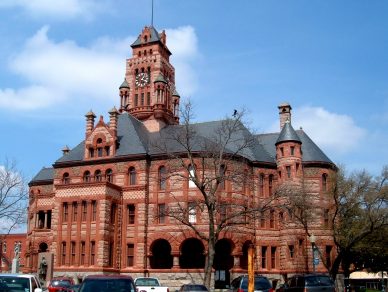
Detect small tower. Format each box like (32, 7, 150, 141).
(119, 79, 130, 112)
(109, 106, 119, 137)
(275, 119, 303, 182)
(85, 110, 96, 138)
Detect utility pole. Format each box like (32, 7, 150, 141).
(248, 244, 255, 292)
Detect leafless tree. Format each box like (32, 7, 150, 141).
(0, 159, 28, 234)
(152, 102, 278, 288)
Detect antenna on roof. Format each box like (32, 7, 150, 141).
(151, 0, 154, 26)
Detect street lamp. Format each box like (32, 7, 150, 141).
(310, 234, 316, 273)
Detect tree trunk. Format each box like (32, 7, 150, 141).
(204, 239, 216, 288)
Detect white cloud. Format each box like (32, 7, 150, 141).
(0, 0, 107, 19)
(0, 25, 199, 113)
(166, 26, 200, 97)
(268, 105, 366, 154)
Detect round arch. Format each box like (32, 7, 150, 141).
(149, 239, 173, 269)
(179, 238, 205, 268)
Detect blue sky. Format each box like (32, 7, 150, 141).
(0, 0, 387, 182)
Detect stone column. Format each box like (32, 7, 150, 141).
(44, 211, 48, 229)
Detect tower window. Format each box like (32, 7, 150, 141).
(147, 92, 151, 105)
(62, 173, 70, 184)
(159, 166, 167, 190)
(286, 166, 291, 178)
(322, 173, 328, 191)
(135, 94, 138, 106)
(280, 147, 284, 156)
(129, 167, 136, 185)
(141, 93, 144, 105)
(289, 245, 295, 259)
(290, 146, 295, 155)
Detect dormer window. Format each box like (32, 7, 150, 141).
(62, 173, 70, 184)
(144, 35, 148, 43)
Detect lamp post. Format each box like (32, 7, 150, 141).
(310, 234, 316, 273)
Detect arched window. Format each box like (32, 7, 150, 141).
(259, 174, 265, 197)
(322, 173, 328, 191)
(159, 166, 166, 190)
(95, 170, 102, 182)
(188, 164, 195, 188)
(106, 169, 113, 183)
(129, 167, 136, 185)
(62, 173, 70, 184)
(83, 171, 91, 183)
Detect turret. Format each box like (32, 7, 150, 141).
(85, 110, 96, 138)
(119, 79, 130, 112)
(109, 106, 119, 137)
(275, 119, 303, 182)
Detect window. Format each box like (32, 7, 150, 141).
(269, 174, 273, 195)
(270, 210, 275, 228)
(90, 241, 95, 265)
(81, 201, 87, 222)
(127, 243, 134, 267)
(80, 241, 86, 265)
(188, 202, 197, 223)
(62, 173, 70, 184)
(71, 241, 76, 265)
(72, 202, 78, 221)
(290, 146, 295, 155)
(106, 169, 113, 183)
(129, 167, 136, 185)
(63, 203, 68, 222)
(105, 146, 110, 156)
(158, 203, 165, 224)
(259, 174, 265, 197)
(260, 211, 266, 228)
(280, 147, 284, 156)
(141, 93, 144, 105)
(288, 245, 295, 259)
(111, 203, 117, 224)
(188, 164, 196, 188)
(325, 246, 332, 267)
(322, 173, 328, 191)
(61, 242, 66, 265)
(271, 247, 277, 269)
(219, 165, 226, 190)
(158, 166, 167, 190)
(97, 147, 103, 157)
(220, 205, 227, 222)
(324, 209, 330, 228)
(135, 94, 138, 106)
(83, 171, 91, 182)
(91, 200, 97, 221)
(127, 204, 135, 224)
(108, 241, 114, 266)
(95, 170, 102, 182)
(89, 148, 94, 158)
(286, 166, 291, 178)
(261, 246, 267, 269)
(147, 92, 151, 105)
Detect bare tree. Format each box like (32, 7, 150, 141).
(152, 102, 277, 288)
(279, 165, 388, 280)
(0, 159, 28, 234)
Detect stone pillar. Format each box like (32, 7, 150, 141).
(44, 211, 48, 229)
(233, 254, 241, 268)
(173, 254, 180, 268)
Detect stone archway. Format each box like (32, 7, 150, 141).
(240, 240, 253, 270)
(38, 242, 48, 253)
(149, 239, 173, 269)
(213, 239, 234, 289)
(179, 238, 205, 268)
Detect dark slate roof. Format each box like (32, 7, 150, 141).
(31, 112, 333, 184)
(131, 26, 161, 47)
(276, 121, 301, 145)
(119, 79, 130, 89)
(31, 167, 54, 182)
(256, 130, 333, 164)
(154, 73, 167, 83)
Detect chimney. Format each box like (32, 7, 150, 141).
(109, 106, 119, 136)
(278, 102, 292, 130)
(85, 110, 96, 138)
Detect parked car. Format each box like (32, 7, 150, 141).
(228, 275, 273, 292)
(281, 274, 335, 292)
(134, 277, 169, 292)
(178, 284, 208, 292)
(48, 277, 75, 292)
(0, 273, 43, 292)
(79, 275, 136, 292)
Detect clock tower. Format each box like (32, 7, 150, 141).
(119, 26, 180, 132)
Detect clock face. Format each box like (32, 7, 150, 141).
(135, 72, 149, 87)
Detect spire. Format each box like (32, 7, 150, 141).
(276, 120, 301, 145)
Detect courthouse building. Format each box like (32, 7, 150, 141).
(26, 25, 336, 287)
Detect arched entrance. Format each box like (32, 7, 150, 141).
(213, 239, 234, 289)
(240, 240, 253, 270)
(149, 239, 173, 269)
(39, 242, 48, 253)
(179, 238, 205, 268)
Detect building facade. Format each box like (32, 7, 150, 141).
(0, 233, 26, 272)
(26, 25, 336, 288)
